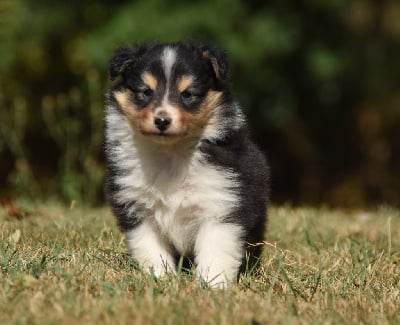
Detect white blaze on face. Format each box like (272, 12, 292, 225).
(161, 46, 176, 86)
(158, 47, 178, 122)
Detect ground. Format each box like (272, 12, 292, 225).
(0, 201, 399, 324)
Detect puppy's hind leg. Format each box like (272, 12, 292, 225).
(126, 220, 176, 277)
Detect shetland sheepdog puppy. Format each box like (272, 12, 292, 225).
(105, 42, 269, 288)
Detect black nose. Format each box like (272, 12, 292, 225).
(154, 117, 172, 132)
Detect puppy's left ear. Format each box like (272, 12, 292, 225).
(201, 46, 229, 81)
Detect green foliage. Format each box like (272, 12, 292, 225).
(0, 0, 399, 205)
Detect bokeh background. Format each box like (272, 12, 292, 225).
(0, 0, 399, 207)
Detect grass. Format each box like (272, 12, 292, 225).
(0, 201, 399, 324)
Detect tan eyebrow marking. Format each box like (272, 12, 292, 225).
(142, 72, 158, 89)
(177, 75, 194, 92)
(114, 90, 135, 116)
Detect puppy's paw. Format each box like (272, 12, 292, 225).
(201, 274, 232, 290)
(141, 261, 176, 278)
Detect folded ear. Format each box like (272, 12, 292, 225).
(201, 46, 229, 81)
(108, 45, 148, 81)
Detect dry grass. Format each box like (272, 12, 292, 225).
(1, 201, 399, 324)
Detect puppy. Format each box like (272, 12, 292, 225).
(105, 42, 269, 288)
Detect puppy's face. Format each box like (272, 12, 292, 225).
(109, 43, 228, 144)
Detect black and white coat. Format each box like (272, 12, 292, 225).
(105, 42, 269, 288)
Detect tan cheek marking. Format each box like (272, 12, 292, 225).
(114, 90, 132, 109)
(177, 75, 194, 92)
(142, 72, 158, 90)
(203, 91, 222, 111)
(180, 90, 222, 134)
(114, 90, 154, 129)
(114, 90, 137, 121)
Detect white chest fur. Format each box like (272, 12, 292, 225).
(106, 106, 239, 254)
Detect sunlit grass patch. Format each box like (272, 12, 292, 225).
(1, 202, 399, 324)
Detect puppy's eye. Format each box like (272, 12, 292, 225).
(143, 88, 154, 97)
(181, 91, 192, 100)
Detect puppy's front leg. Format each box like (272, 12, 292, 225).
(195, 221, 244, 289)
(125, 220, 176, 277)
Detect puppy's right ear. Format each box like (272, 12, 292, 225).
(109, 48, 135, 81)
(109, 45, 148, 81)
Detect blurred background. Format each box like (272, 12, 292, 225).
(0, 0, 399, 207)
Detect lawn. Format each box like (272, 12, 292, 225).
(1, 201, 399, 324)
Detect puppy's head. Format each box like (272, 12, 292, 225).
(108, 43, 228, 144)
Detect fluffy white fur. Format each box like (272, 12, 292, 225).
(195, 221, 244, 288)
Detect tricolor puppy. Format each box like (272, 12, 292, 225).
(105, 42, 269, 288)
